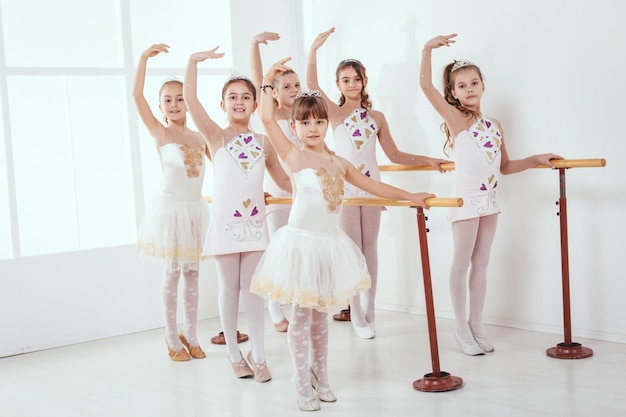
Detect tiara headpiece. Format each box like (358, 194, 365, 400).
(226, 71, 250, 82)
(295, 89, 322, 99)
(339, 58, 363, 66)
(451, 59, 475, 73)
(161, 75, 182, 85)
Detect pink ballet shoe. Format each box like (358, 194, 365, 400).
(273, 318, 289, 333)
(179, 331, 206, 359)
(247, 351, 272, 383)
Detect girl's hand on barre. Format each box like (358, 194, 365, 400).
(410, 192, 436, 209)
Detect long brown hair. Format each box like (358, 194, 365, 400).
(335, 59, 372, 110)
(441, 62, 483, 156)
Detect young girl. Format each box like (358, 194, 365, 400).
(307, 27, 449, 339)
(183, 46, 290, 381)
(249, 31, 301, 333)
(250, 58, 435, 411)
(133, 44, 210, 361)
(419, 34, 562, 355)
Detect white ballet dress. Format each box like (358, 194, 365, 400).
(136, 142, 210, 271)
(448, 116, 502, 222)
(333, 108, 381, 197)
(204, 132, 269, 256)
(250, 149, 371, 313)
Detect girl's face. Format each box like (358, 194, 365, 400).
(452, 68, 484, 108)
(221, 81, 256, 122)
(336, 66, 366, 101)
(159, 83, 186, 123)
(274, 73, 301, 108)
(292, 116, 328, 150)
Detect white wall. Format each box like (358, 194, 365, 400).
(234, 0, 626, 343)
(0, 247, 220, 357)
(1, 0, 624, 358)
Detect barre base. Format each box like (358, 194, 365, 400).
(413, 371, 463, 392)
(546, 342, 593, 359)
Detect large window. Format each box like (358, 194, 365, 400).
(0, 0, 232, 258)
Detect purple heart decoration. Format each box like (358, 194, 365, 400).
(352, 129, 362, 137)
(473, 131, 479, 137)
(484, 141, 493, 148)
(243, 135, 253, 144)
(480, 183, 487, 191)
(365, 170, 371, 177)
(238, 152, 248, 159)
(251, 206, 258, 216)
(485, 120, 492, 128)
(233, 210, 242, 217)
(360, 111, 366, 120)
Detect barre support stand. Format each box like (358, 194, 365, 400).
(546, 167, 593, 359)
(412, 207, 463, 392)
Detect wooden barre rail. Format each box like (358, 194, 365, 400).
(379, 158, 606, 172)
(204, 196, 463, 208)
(266, 197, 463, 208)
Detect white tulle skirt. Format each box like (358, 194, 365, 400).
(250, 224, 371, 313)
(136, 193, 210, 272)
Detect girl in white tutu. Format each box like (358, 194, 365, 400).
(251, 58, 435, 411)
(133, 44, 211, 361)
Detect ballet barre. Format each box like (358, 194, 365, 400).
(266, 195, 465, 392)
(380, 158, 606, 361)
(265, 196, 462, 208)
(378, 158, 606, 172)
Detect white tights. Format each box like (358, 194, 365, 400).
(288, 304, 330, 396)
(266, 208, 290, 324)
(340, 205, 382, 327)
(449, 214, 498, 340)
(215, 251, 265, 363)
(162, 266, 200, 350)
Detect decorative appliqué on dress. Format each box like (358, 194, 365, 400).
(226, 197, 264, 242)
(471, 118, 502, 163)
(316, 167, 345, 212)
(468, 173, 498, 215)
(181, 144, 204, 178)
(343, 109, 378, 153)
(226, 133, 264, 173)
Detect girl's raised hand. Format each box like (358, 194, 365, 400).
(311, 27, 335, 50)
(142, 43, 170, 59)
(424, 34, 457, 51)
(190, 46, 225, 63)
(265, 57, 293, 82)
(253, 32, 280, 45)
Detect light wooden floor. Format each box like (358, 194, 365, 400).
(1, 309, 624, 417)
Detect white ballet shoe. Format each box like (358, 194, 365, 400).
(455, 329, 485, 356)
(352, 321, 375, 339)
(293, 375, 321, 411)
(297, 395, 321, 411)
(468, 324, 494, 352)
(310, 368, 337, 402)
(473, 335, 494, 353)
(353, 324, 375, 339)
